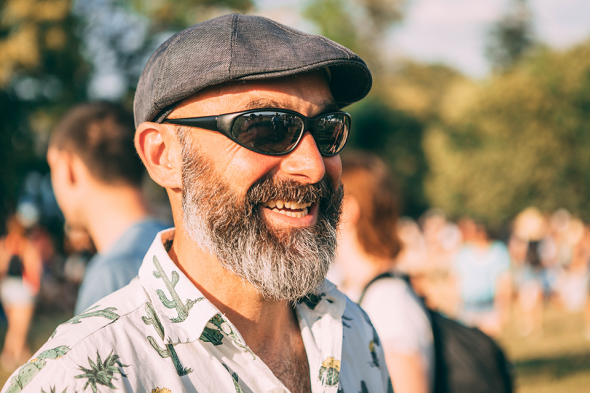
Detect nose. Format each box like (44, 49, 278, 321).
(278, 132, 325, 184)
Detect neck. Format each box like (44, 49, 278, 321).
(84, 184, 152, 253)
(336, 229, 392, 299)
(170, 225, 298, 353)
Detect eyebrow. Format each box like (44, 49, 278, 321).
(243, 98, 341, 115)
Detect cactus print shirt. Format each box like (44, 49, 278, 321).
(2, 229, 392, 393)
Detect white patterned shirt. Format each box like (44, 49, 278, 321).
(2, 229, 392, 393)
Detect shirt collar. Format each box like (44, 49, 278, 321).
(138, 228, 347, 344)
(138, 228, 218, 344)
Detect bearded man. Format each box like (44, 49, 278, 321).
(3, 14, 391, 393)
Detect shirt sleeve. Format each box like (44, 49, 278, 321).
(360, 278, 432, 355)
(2, 354, 76, 393)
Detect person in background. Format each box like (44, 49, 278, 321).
(454, 217, 512, 337)
(333, 152, 434, 393)
(508, 207, 548, 337)
(0, 215, 43, 370)
(415, 209, 462, 317)
(46, 102, 169, 314)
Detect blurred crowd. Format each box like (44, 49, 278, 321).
(396, 206, 590, 339)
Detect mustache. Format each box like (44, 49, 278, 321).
(247, 174, 334, 206)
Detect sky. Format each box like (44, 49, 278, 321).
(257, 0, 590, 78)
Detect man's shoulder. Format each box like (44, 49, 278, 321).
(51, 278, 149, 351)
(3, 279, 151, 393)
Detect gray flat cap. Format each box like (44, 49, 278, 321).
(134, 13, 372, 127)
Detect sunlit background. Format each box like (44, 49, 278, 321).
(1, 0, 590, 391)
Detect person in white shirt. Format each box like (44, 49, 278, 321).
(3, 14, 391, 393)
(333, 152, 435, 393)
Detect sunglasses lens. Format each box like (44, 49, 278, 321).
(316, 114, 350, 155)
(232, 111, 303, 154)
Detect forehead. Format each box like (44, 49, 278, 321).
(168, 71, 337, 119)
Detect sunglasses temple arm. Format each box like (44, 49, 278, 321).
(165, 116, 219, 131)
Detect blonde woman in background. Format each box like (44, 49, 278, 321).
(331, 152, 434, 393)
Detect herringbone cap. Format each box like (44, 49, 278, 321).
(134, 13, 372, 127)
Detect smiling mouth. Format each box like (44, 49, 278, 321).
(261, 200, 313, 218)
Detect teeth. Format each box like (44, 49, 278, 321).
(266, 206, 310, 218)
(262, 200, 313, 219)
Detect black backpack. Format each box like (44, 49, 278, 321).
(360, 272, 513, 393)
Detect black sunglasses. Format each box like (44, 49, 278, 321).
(164, 108, 351, 156)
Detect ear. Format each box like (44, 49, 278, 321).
(135, 122, 183, 189)
(47, 147, 76, 188)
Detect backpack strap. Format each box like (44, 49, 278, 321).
(358, 271, 411, 305)
(358, 272, 447, 393)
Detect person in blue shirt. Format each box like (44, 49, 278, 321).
(47, 102, 169, 314)
(454, 217, 512, 337)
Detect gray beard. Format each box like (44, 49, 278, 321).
(180, 138, 343, 302)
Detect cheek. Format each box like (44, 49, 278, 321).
(194, 133, 281, 194)
(225, 153, 281, 192)
(324, 155, 342, 188)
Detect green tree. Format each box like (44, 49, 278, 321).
(425, 40, 590, 225)
(384, 61, 467, 122)
(486, 0, 535, 72)
(0, 0, 88, 231)
(348, 98, 429, 217)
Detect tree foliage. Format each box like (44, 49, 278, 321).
(486, 0, 535, 73)
(384, 61, 467, 121)
(303, 0, 405, 75)
(425, 41, 590, 226)
(347, 98, 429, 217)
(0, 0, 88, 229)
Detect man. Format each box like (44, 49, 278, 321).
(46, 102, 169, 314)
(3, 14, 391, 393)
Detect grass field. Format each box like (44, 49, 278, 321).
(0, 304, 589, 391)
(500, 304, 590, 393)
